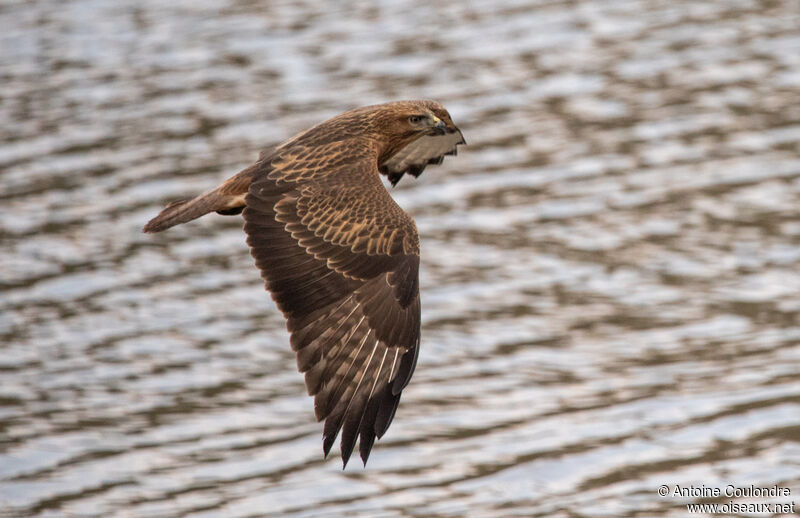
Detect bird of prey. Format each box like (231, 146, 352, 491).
(144, 100, 465, 466)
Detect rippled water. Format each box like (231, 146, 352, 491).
(2, 0, 800, 516)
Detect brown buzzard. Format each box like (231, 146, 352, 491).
(143, 100, 465, 466)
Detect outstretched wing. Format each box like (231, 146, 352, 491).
(242, 140, 421, 466)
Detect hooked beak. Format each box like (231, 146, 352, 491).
(431, 117, 447, 136)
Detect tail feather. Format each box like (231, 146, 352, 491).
(143, 189, 247, 233)
(143, 165, 257, 233)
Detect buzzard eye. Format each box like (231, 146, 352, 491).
(409, 115, 425, 124)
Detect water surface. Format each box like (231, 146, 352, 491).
(2, 0, 800, 516)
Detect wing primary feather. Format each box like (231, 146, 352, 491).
(356, 348, 388, 465)
(392, 340, 420, 395)
(306, 313, 366, 397)
(317, 314, 370, 415)
(310, 301, 362, 353)
(317, 314, 366, 383)
(387, 348, 401, 384)
(322, 328, 373, 458)
(339, 338, 381, 467)
(375, 390, 401, 439)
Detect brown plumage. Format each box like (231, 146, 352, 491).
(143, 100, 465, 466)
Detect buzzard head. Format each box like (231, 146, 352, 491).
(375, 100, 466, 186)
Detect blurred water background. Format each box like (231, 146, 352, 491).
(2, 0, 800, 516)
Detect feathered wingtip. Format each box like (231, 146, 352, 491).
(320, 383, 404, 469)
